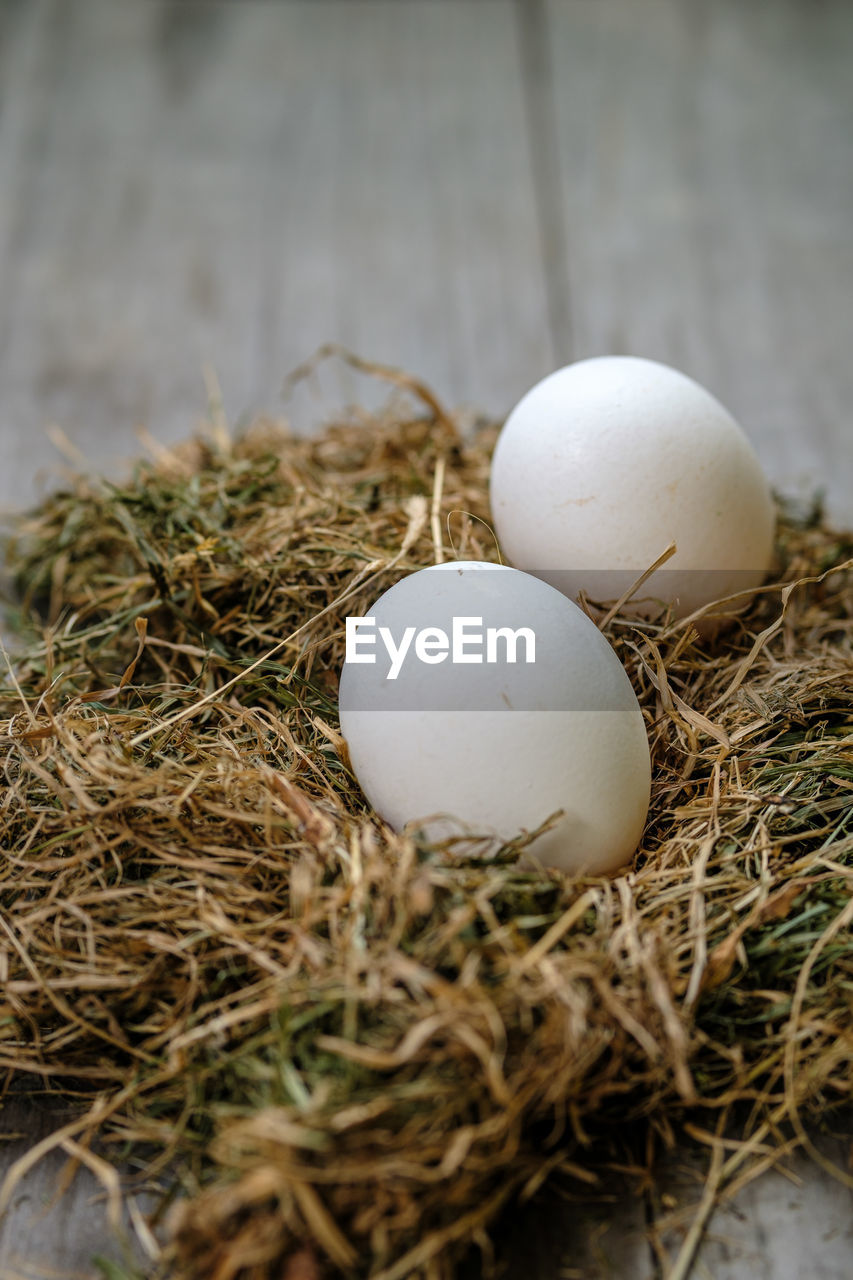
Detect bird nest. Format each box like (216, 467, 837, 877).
(1, 358, 851, 1280)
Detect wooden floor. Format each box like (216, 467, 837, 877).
(0, 1, 851, 1277)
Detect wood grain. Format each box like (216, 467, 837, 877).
(544, 0, 853, 523)
(0, 0, 552, 514)
(0, 1093, 157, 1280)
(648, 1127, 853, 1280)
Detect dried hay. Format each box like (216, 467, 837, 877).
(1, 359, 851, 1279)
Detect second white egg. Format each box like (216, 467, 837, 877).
(490, 357, 776, 620)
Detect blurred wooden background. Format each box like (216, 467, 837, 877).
(0, 1, 851, 1278)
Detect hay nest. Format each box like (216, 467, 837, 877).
(1, 359, 851, 1280)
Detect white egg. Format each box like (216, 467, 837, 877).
(490, 357, 776, 620)
(338, 562, 650, 875)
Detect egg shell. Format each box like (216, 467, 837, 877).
(489, 356, 776, 619)
(338, 562, 650, 875)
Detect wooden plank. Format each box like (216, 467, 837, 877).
(523, 1, 853, 1274)
(0, 2, 572, 1274)
(0, 0, 553, 516)
(648, 1126, 853, 1280)
(0, 1094, 157, 1280)
(544, 0, 853, 524)
(260, 0, 559, 425)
